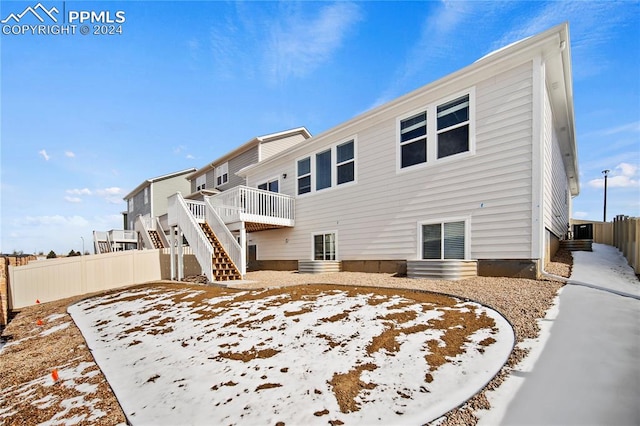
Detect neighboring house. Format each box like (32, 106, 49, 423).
(168, 23, 578, 281)
(185, 127, 312, 200)
(93, 168, 195, 253)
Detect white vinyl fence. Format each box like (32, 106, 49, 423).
(8, 249, 162, 310)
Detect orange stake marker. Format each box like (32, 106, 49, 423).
(36, 299, 40, 304)
(52, 370, 59, 382)
(36, 319, 44, 326)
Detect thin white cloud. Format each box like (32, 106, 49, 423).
(95, 187, 125, 204)
(19, 215, 89, 228)
(186, 154, 195, 160)
(65, 151, 76, 158)
(96, 187, 123, 196)
(67, 188, 92, 196)
(265, 2, 362, 83)
(39, 149, 50, 161)
(64, 196, 82, 203)
(573, 211, 589, 219)
(588, 162, 639, 189)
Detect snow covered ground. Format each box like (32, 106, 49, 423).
(68, 284, 514, 425)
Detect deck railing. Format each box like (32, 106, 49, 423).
(205, 198, 245, 276)
(168, 193, 214, 282)
(208, 185, 294, 226)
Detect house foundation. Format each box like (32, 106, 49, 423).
(477, 259, 540, 279)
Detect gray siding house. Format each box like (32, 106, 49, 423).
(186, 127, 311, 199)
(93, 168, 195, 253)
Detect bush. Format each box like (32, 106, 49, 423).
(46, 250, 57, 259)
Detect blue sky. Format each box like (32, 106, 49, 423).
(1, 0, 639, 255)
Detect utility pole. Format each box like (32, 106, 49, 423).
(602, 169, 610, 222)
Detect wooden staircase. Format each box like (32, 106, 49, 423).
(148, 230, 165, 249)
(199, 223, 242, 281)
(97, 241, 111, 254)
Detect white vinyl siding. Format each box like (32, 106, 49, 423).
(152, 175, 191, 217)
(261, 133, 308, 161)
(247, 62, 535, 262)
(543, 86, 570, 238)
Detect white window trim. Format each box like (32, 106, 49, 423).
(295, 136, 358, 198)
(311, 230, 338, 261)
(144, 187, 149, 205)
(416, 216, 471, 260)
(257, 176, 281, 192)
(195, 174, 206, 191)
(296, 156, 312, 195)
(397, 88, 476, 174)
(215, 162, 229, 187)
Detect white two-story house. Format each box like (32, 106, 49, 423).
(168, 23, 578, 281)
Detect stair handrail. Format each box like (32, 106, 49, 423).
(155, 217, 170, 248)
(169, 193, 214, 282)
(135, 214, 155, 250)
(205, 197, 245, 276)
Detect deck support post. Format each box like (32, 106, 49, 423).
(170, 226, 176, 280)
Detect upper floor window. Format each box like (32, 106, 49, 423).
(336, 140, 355, 185)
(316, 149, 332, 191)
(437, 94, 470, 159)
(297, 157, 311, 195)
(296, 137, 357, 196)
(143, 187, 149, 205)
(216, 162, 229, 187)
(399, 90, 473, 170)
(400, 112, 427, 168)
(128, 198, 134, 212)
(196, 174, 206, 191)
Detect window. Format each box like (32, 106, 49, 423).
(316, 149, 332, 191)
(314, 233, 336, 261)
(336, 140, 355, 185)
(400, 111, 427, 168)
(195, 174, 206, 191)
(297, 157, 311, 195)
(399, 91, 473, 169)
(144, 187, 149, 205)
(258, 179, 279, 193)
(296, 137, 357, 195)
(216, 162, 229, 187)
(421, 221, 466, 260)
(437, 95, 469, 159)
(128, 198, 134, 212)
